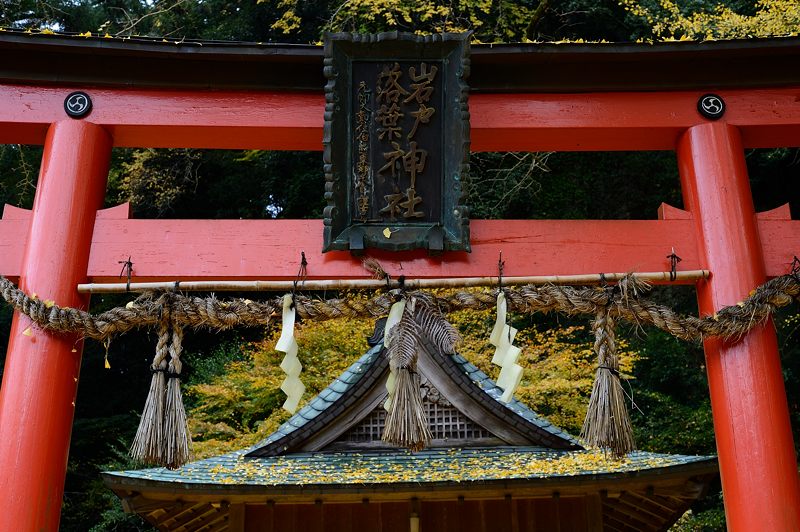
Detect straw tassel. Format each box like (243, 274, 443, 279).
(382, 298, 432, 451)
(581, 306, 635, 458)
(131, 297, 192, 469)
(384, 366, 429, 451)
(163, 324, 191, 469)
(130, 313, 170, 465)
(383, 298, 406, 411)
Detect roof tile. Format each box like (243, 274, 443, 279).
(246, 344, 384, 455)
(308, 397, 330, 412)
(107, 447, 717, 487)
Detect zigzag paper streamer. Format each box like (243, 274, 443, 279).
(383, 298, 406, 411)
(276, 294, 305, 413)
(489, 292, 524, 403)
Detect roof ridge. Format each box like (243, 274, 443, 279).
(246, 343, 386, 456)
(446, 352, 580, 446)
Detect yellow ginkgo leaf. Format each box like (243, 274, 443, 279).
(22, 327, 33, 337)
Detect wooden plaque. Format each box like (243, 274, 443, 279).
(323, 32, 470, 253)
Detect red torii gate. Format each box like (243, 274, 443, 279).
(1, 34, 799, 530)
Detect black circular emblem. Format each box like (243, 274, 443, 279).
(64, 92, 92, 118)
(697, 94, 725, 120)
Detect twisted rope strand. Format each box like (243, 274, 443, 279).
(582, 307, 635, 457)
(1, 274, 798, 345)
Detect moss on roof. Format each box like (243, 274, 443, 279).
(108, 447, 714, 487)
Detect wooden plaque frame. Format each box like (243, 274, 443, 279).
(322, 32, 471, 253)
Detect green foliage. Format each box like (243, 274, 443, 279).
(469, 151, 681, 219)
(185, 339, 250, 387)
(1, 0, 302, 42)
(266, 0, 637, 42)
(0, 144, 40, 209)
(114, 149, 324, 219)
(185, 305, 374, 458)
(270, 0, 537, 42)
(776, 309, 800, 452)
(61, 420, 154, 532)
(632, 389, 716, 454)
(672, 493, 727, 531)
(620, 0, 800, 40)
(747, 148, 800, 218)
(2, 0, 636, 43)
(117, 148, 202, 217)
(448, 303, 639, 434)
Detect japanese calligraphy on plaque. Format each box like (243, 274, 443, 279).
(323, 33, 470, 253)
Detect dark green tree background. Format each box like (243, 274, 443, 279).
(0, 1, 798, 530)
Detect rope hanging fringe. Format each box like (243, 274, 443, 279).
(382, 296, 461, 451)
(163, 324, 190, 469)
(383, 298, 407, 412)
(130, 311, 170, 465)
(3, 274, 799, 344)
(382, 298, 432, 451)
(130, 298, 191, 469)
(581, 305, 635, 457)
(1, 271, 799, 462)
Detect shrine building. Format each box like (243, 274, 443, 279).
(104, 338, 718, 531)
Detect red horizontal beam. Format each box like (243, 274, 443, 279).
(1, 205, 796, 285)
(84, 219, 701, 283)
(1, 85, 800, 150)
(1, 207, 701, 283)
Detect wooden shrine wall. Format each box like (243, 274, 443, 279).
(243, 497, 603, 532)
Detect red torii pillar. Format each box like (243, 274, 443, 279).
(678, 122, 800, 530)
(0, 120, 111, 530)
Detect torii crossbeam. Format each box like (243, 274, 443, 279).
(0, 33, 799, 531)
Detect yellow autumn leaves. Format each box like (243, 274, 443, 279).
(204, 448, 675, 485)
(186, 289, 640, 460)
(621, 0, 800, 40)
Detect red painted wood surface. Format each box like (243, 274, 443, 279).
(1, 210, 796, 283)
(2, 85, 800, 150)
(86, 218, 706, 282)
(677, 122, 800, 531)
(0, 214, 707, 283)
(0, 121, 111, 530)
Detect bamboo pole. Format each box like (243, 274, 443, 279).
(77, 270, 710, 293)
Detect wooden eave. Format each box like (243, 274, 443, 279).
(103, 458, 717, 505)
(1, 31, 800, 92)
(103, 463, 717, 531)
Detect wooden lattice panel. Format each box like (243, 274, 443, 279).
(338, 400, 492, 444)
